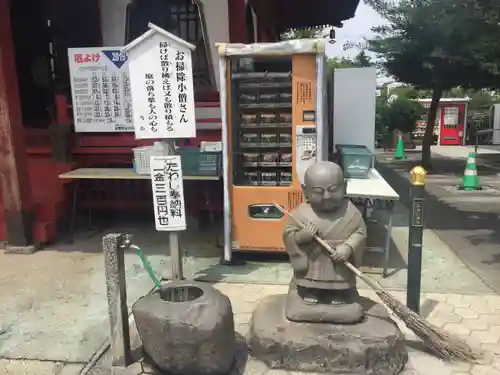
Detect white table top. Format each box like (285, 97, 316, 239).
(58, 168, 397, 199)
(58, 168, 220, 181)
(346, 168, 399, 200)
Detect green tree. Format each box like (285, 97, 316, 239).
(327, 56, 357, 71)
(281, 27, 327, 40)
(376, 99, 390, 134)
(468, 91, 493, 110)
(326, 51, 373, 74)
(353, 50, 372, 67)
(377, 96, 423, 134)
(365, 0, 500, 169)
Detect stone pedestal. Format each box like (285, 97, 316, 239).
(249, 294, 408, 374)
(286, 282, 364, 324)
(132, 281, 235, 375)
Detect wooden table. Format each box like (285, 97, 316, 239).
(346, 168, 399, 200)
(59, 168, 220, 180)
(59, 168, 220, 242)
(346, 168, 400, 277)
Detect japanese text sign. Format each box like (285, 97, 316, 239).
(124, 24, 196, 139)
(68, 47, 133, 132)
(150, 155, 187, 231)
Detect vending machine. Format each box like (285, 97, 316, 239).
(217, 40, 328, 262)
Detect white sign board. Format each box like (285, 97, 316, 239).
(150, 155, 187, 231)
(333, 68, 377, 152)
(125, 25, 196, 139)
(68, 47, 133, 132)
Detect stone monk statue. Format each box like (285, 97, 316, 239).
(283, 161, 367, 324)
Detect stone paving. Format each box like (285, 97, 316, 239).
(2, 282, 500, 374)
(218, 284, 500, 375)
(0, 186, 498, 374)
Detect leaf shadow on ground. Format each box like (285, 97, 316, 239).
(376, 153, 500, 293)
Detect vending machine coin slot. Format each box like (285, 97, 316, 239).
(295, 125, 317, 185)
(248, 204, 284, 220)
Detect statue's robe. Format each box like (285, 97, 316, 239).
(283, 199, 367, 290)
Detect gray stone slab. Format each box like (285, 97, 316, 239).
(4, 244, 39, 254)
(58, 363, 85, 375)
(249, 294, 408, 374)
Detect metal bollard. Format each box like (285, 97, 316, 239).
(103, 233, 132, 367)
(406, 166, 427, 314)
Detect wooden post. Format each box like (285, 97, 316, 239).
(167, 142, 184, 281)
(0, 0, 35, 250)
(228, 0, 247, 42)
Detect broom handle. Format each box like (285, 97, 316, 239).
(274, 203, 383, 292)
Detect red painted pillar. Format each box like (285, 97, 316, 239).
(228, 0, 246, 43)
(0, 0, 35, 247)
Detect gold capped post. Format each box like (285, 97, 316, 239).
(410, 166, 427, 186)
(407, 164, 426, 314)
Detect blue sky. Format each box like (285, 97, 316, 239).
(325, 0, 386, 59)
(325, 1, 392, 84)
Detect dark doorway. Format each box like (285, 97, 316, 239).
(125, 0, 213, 90)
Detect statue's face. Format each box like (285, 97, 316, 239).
(306, 173, 345, 212)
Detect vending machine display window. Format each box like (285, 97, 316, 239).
(218, 42, 324, 255)
(230, 56, 293, 187)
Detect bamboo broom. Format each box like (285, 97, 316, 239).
(273, 202, 482, 362)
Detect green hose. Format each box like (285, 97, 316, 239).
(132, 245, 162, 289)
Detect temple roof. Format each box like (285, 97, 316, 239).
(249, 0, 360, 31)
(282, 0, 360, 29)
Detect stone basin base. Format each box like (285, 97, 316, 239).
(249, 294, 408, 374)
(132, 281, 235, 375)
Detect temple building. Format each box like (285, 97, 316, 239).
(0, 0, 360, 246)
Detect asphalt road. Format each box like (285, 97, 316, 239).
(377, 152, 500, 294)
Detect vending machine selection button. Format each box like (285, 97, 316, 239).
(248, 204, 284, 220)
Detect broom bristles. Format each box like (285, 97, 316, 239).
(272, 203, 483, 363)
(376, 290, 483, 362)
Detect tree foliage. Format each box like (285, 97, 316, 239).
(364, 0, 500, 168)
(376, 96, 423, 134)
(381, 84, 500, 110)
(281, 27, 328, 40)
(281, 27, 374, 73)
(326, 51, 373, 74)
(353, 50, 372, 67)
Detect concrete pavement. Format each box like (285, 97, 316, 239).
(432, 145, 500, 160)
(1, 216, 489, 367)
(377, 148, 500, 294)
(0, 171, 498, 374)
(432, 145, 500, 171)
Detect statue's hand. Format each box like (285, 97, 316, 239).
(331, 243, 352, 262)
(295, 222, 318, 244)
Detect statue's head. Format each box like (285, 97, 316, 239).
(304, 161, 345, 212)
